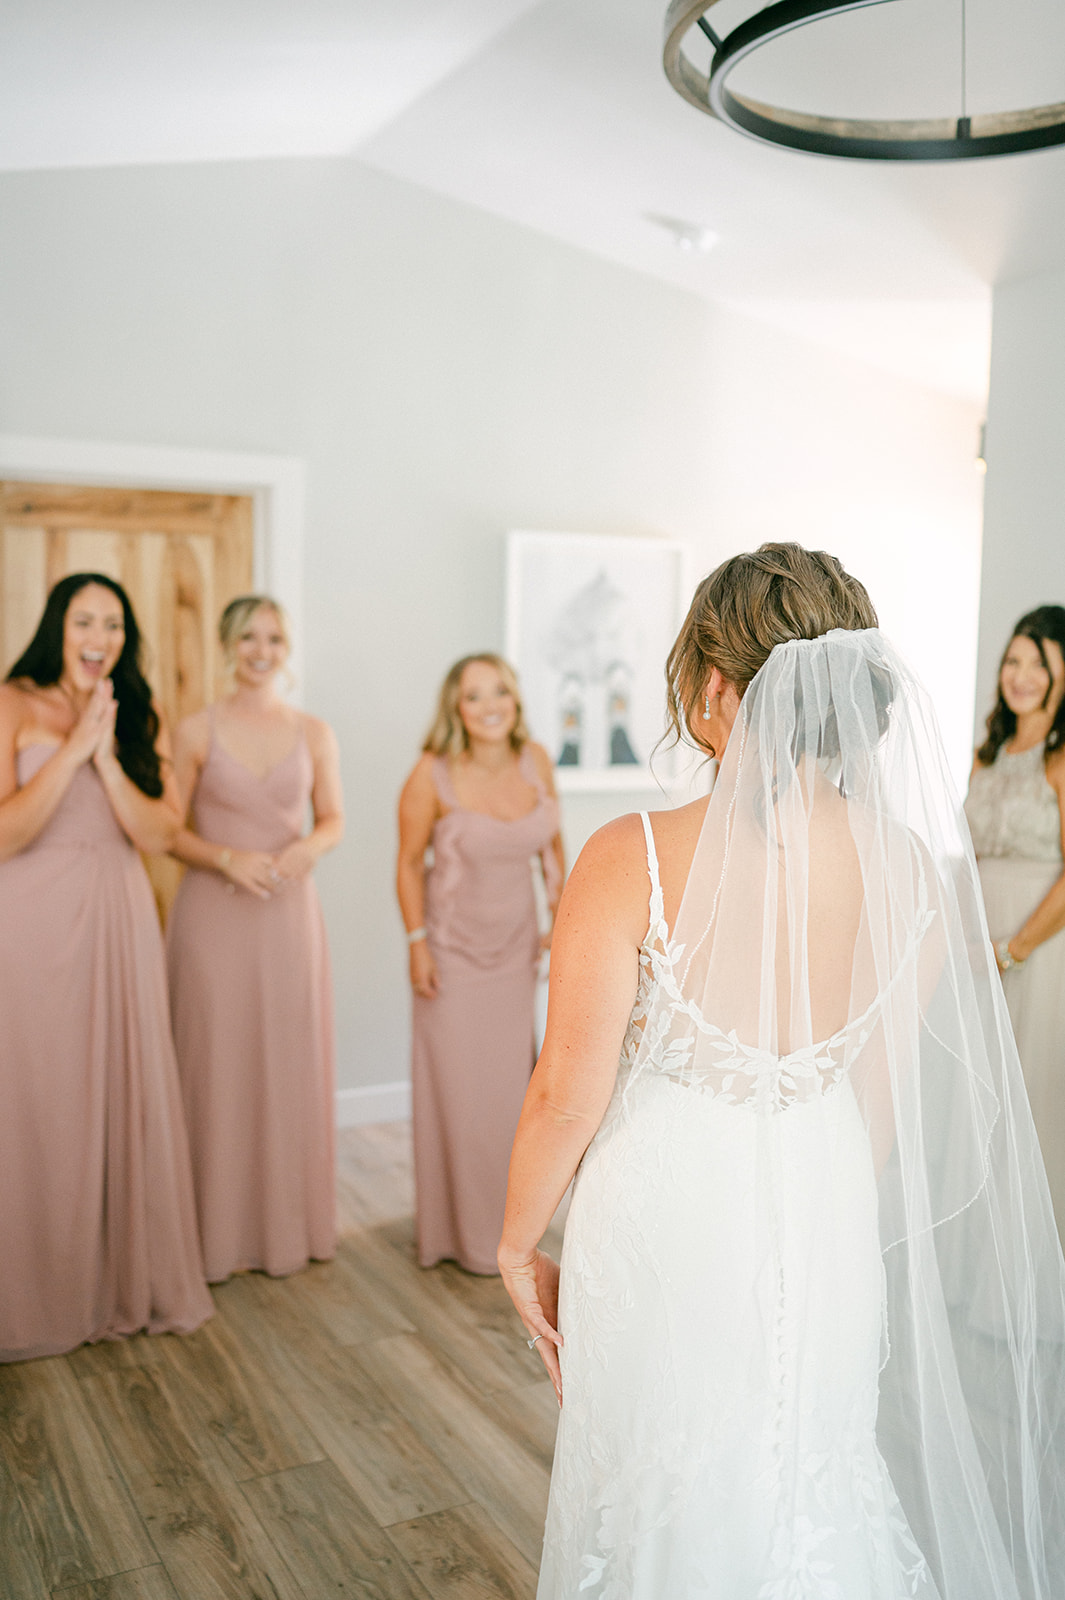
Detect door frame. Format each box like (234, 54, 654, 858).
(0, 434, 306, 696)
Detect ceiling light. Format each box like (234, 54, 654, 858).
(663, 0, 1065, 162)
(645, 212, 720, 252)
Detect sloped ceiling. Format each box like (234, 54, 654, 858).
(4, 0, 1063, 400)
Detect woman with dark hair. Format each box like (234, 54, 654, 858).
(0, 573, 212, 1361)
(965, 604, 1065, 1235)
(166, 595, 343, 1282)
(397, 653, 564, 1274)
(501, 545, 1065, 1597)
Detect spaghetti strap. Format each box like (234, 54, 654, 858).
(519, 743, 544, 793)
(639, 810, 661, 895)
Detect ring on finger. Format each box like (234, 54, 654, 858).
(527, 1333, 544, 1349)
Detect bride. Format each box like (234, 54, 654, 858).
(499, 543, 1065, 1599)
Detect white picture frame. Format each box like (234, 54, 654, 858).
(505, 531, 689, 791)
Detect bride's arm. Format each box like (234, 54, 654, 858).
(498, 812, 647, 1399)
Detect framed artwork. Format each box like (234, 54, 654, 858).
(505, 531, 689, 791)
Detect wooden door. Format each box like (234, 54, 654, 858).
(0, 481, 255, 920)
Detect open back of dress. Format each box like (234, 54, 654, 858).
(540, 629, 1065, 1600)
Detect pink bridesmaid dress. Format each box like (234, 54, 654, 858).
(412, 746, 561, 1274)
(0, 747, 213, 1363)
(166, 717, 336, 1283)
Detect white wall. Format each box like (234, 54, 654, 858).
(976, 268, 1065, 739)
(700, 306, 985, 791)
(0, 157, 984, 1110)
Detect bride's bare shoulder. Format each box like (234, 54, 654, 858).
(571, 811, 648, 879)
(647, 795, 709, 842)
(563, 813, 656, 926)
(565, 799, 709, 936)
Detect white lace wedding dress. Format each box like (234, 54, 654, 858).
(536, 632, 1065, 1600)
(540, 815, 930, 1600)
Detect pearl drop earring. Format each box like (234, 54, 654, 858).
(703, 694, 711, 719)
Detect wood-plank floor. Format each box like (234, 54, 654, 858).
(0, 1123, 562, 1600)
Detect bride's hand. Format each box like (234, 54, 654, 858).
(498, 1245, 562, 1404)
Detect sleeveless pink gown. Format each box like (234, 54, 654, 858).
(412, 747, 560, 1274)
(166, 721, 336, 1283)
(0, 747, 212, 1363)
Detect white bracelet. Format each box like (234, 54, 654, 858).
(407, 927, 428, 945)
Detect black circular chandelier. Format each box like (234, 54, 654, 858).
(663, 0, 1065, 161)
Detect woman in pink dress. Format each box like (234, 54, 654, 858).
(0, 573, 212, 1362)
(397, 653, 564, 1274)
(167, 595, 344, 1283)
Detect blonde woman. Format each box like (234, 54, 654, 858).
(397, 653, 564, 1274)
(166, 596, 343, 1282)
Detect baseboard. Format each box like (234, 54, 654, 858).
(336, 1081, 411, 1128)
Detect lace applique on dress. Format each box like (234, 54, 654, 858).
(617, 814, 934, 1115)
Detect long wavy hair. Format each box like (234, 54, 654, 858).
(976, 604, 1065, 767)
(422, 653, 529, 759)
(6, 573, 163, 796)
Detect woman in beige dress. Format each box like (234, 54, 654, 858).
(397, 654, 564, 1274)
(166, 596, 343, 1283)
(965, 604, 1065, 1235)
(0, 572, 212, 1362)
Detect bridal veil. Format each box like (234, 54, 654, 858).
(620, 627, 1065, 1598)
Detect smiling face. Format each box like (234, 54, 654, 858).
(60, 582, 125, 692)
(456, 659, 518, 748)
(1000, 634, 1065, 722)
(232, 605, 289, 690)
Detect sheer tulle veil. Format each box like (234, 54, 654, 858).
(623, 627, 1065, 1597)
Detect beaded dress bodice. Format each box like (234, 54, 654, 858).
(965, 744, 1062, 863)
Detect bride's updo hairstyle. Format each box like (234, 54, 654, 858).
(666, 542, 878, 751)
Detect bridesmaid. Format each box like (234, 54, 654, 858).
(0, 572, 212, 1362)
(167, 595, 344, 1282)
(397, 653, 565, 1274)
(965, 605, 1065, 1235)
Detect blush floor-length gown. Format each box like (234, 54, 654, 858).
(0, 747, 212, 1363)
(166, 721, 336, 1282)
(412, 747, 560, 1274)
(965, 742, 1065, 1237)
